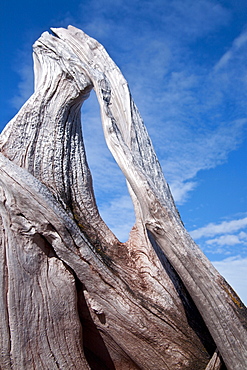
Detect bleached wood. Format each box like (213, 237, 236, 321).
(0, 26, 246, 369)
(205, 350, 222, 370)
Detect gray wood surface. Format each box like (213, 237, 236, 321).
(0, 26, 246, 369)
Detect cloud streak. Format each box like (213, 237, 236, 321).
(214, 29, 247, 72)
(190, 217, 247, 239)
(206, 233, 247, 247)
(11, 63, 34, 110)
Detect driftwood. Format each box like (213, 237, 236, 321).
(0, 26, 246, 370)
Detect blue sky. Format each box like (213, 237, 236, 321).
(1, 0, 247, 304)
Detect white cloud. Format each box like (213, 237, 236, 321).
(10, 51, 34, 110)
(239, 231, 247, 239)
(214, 50, 232, 72)
(160, 119, 246, 203)
(80, 0, 230, 41)
(163, 0, 230, 39)
(212, 257, 247, 305)
(214, 29, 247, 72)
(234, 29, 247, 49)
(190, 217, 247, 239)
(206, 233, 247, 246)
(169, 181, 197, 204)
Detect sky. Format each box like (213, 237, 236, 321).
(1, 0, 247, 304)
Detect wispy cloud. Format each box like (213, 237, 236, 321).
(159, 119, 246, 204)
(10, 54, 34, 110)
(214, 29, 247, 72)
(169, 181, 197, 204)
(190, 217, 247, 239)
(160, 0, 230, 39)
(189, 216, 247, 263)
(206, 233, 247, 247)
(80, 0, 230, 43)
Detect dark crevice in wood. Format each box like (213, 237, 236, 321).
(33, 233, 58, 258)
(74, 277, 116, 370)
(147, 229, 217, 358)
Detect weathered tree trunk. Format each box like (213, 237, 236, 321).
(0, 26, 246, 370)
